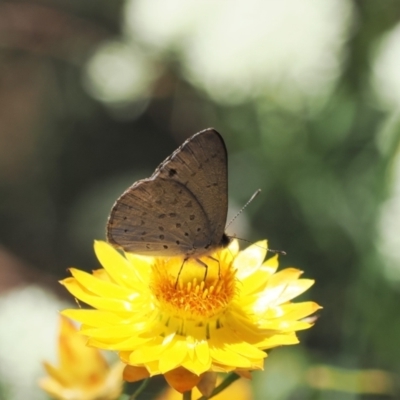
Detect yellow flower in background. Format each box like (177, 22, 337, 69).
(61, 240, 320, 393)
(39, 316, 124, 400)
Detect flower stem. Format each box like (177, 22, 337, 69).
(197, 373, 240, 400)
(183, 390, 192, 400)
(129, 378, 150, 400)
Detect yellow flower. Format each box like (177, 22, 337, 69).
(61, 240, 320, 393)
(39, 316, 124, 400)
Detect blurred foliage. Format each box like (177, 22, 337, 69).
(1, 0, 400, 399)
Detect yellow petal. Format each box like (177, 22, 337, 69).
(61, 279, 138, 312)
(234, 240, 267, 280)
(159, 339, 190, 373)
(129, 338, 166, 364)
(279, 301, 322, 320)
(228, 239, 240, 255)
(181, 358, 211, 375)
(87, 334, 152, 350)
(69, 268, 139, 300)
(273, 279, 315, 305)
(94, 241, 140, 288)
(227, 341, 267, 360)
(80, 324, 145, 339)
(125, 253, 153, 280)
(267, 267, 303, 287)
(194, 339, 211, 367)
(42, 362, 68, 386)
(257, 332, 299, 349)
(61, 309, 130, 327)
(240, 254, 279, 296)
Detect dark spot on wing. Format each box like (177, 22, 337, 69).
(189, 215, 195, 220)
(159, 235, 165, 240)
(168, 168, 177, 177)
(159, 214, 166, 219)
(185, 201, 193, 208)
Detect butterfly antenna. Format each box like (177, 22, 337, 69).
(226, 189, 262, 229)
(229, 236, 287, 255)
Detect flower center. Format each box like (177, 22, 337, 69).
(151, 255, 236, 321)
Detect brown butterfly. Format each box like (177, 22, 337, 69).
(106, 128, 231, 259)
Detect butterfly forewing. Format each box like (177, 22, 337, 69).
(156, 129, 228, 240)
(107, 128, 229, 258)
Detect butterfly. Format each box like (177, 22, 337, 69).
(106, 128, 231, 259)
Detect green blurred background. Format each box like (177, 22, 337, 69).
(1, 0, 400, 399)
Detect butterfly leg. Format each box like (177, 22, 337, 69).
(192, 258, 208, 281)
(207, 255, 220, 280)
(175, 258, 188, 288)
(175, 256, 219, 288)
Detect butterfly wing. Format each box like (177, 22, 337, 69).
(106, 128, 228, 257)
(155, 128, 228, 243)
(107, 178, 213, 256)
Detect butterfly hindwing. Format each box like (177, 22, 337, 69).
(107, 179, 213, 256)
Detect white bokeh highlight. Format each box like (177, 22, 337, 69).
(0, 286, 71, 400)
(373, 22, 400, 110)
(378, 151, 400, 283)
(125, 0, 353, 106)
(84, 41, 158, 104)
